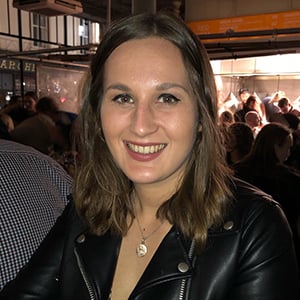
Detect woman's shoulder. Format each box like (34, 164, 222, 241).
(225, 178, 288, 232)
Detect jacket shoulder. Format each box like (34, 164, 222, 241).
(202, 178, 299, 299)
(226, 178, 284, 225)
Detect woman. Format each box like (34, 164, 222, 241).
(234, 122, 300, 274)
(0, 13, 298, 299)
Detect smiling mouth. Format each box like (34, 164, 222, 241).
(126, 143, 167, 154)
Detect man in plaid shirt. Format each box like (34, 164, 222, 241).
(0, 139, 72, 289)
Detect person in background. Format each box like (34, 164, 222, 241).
(0, 92, 38, 126)
(23, 91, 38, 115)
(261, 91, 282, 122)
(10, 96, 69, 154)
(235, 93, 266, 125)
(0, 139, 72, 289)
(286, 127, 300, 172)
(279, 113, 300, 172)
(233, 123, 300, 274)
(223, 122, 254, 166)
(234, 94, 254, 122)
(244, 110, 262, 138)
(1, 12, 298, 300)
(218, 110, 235, 144)
(278, 97, 300, 117)
(269, 112, 300, 171)
(0, 113, 14, 139)
(218, 110, 234, 127)
(237, 88, 250, 109)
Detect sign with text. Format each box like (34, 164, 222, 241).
(188, 10, 300, 36)
(0, 59, 35, 73)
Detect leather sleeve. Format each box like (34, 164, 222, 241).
(0, 201, 77, 300)
(228, 198, 299, 300)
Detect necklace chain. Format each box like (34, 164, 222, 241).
(135, 215, 164, 257)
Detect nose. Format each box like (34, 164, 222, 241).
(130, 102, 158, 136)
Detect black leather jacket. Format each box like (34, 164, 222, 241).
(1, 180, 299, 300)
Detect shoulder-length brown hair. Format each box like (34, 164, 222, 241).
(74, 12, 233, 251)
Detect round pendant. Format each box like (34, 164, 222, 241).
(136, 242, 147, 257)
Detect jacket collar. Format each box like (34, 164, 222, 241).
(75, 226, 194, 299)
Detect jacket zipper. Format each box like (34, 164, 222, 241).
(178, 239, 195, 300)
(74, 248, 97, 300)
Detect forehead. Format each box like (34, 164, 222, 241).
(109, 37, 180, 58)
(104, 37, 188, 81)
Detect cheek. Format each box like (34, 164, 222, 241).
(176, 113, 199, 140)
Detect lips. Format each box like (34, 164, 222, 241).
(126, 142, 167, 154)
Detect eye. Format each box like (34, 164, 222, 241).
(158, 93, 180, 104)
(112, 94, 133, 104)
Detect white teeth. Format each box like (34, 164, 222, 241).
(127, 143, 165, 154)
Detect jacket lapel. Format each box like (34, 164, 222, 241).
(74, 227, 193, 299)
(131, 227, 193, 297)
(75, 230, 121, 299)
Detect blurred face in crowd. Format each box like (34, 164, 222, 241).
(239, 91, 250, 103)
(274, 133, 293, 163)
(245, 111, 260, 128)
(279, 103, 290, 113)
(23, 95, 37, 112)
(101, 37, 199, 189)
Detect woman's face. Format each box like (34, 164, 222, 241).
(274, 134, 293, 163)
(101, 37, 199, 189)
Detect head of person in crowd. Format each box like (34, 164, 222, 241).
(244, 110, 260, 128)
(278, 97, 292, 113)
(218, 110, 234, 127)
(23, 91, 38, 113)
(245, 95, 258, 111)
(238, 88, 250, 104)
(244, 110, 262, 138)
(224, 122, 254, 165)
(35, 96, 59, 122)
(283, 113, 300, 171)
(242, 123, 293, 168)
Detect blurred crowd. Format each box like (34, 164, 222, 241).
(0, 91, 78, 176)
(218, 88, 300, 271)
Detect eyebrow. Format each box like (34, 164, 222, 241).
(104, 83, 130, 93)
(156, 82, 189, 94)
(105, 82, 189, 94)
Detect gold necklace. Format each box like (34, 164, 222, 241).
(135, 215, 164, 258)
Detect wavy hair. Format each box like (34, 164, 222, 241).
(74, 12, 233, 251)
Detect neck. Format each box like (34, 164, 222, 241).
(132, 189, 160, 223)
(133, 181, 176, 211)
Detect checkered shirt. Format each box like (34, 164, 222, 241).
(0, 140, 72, 289)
